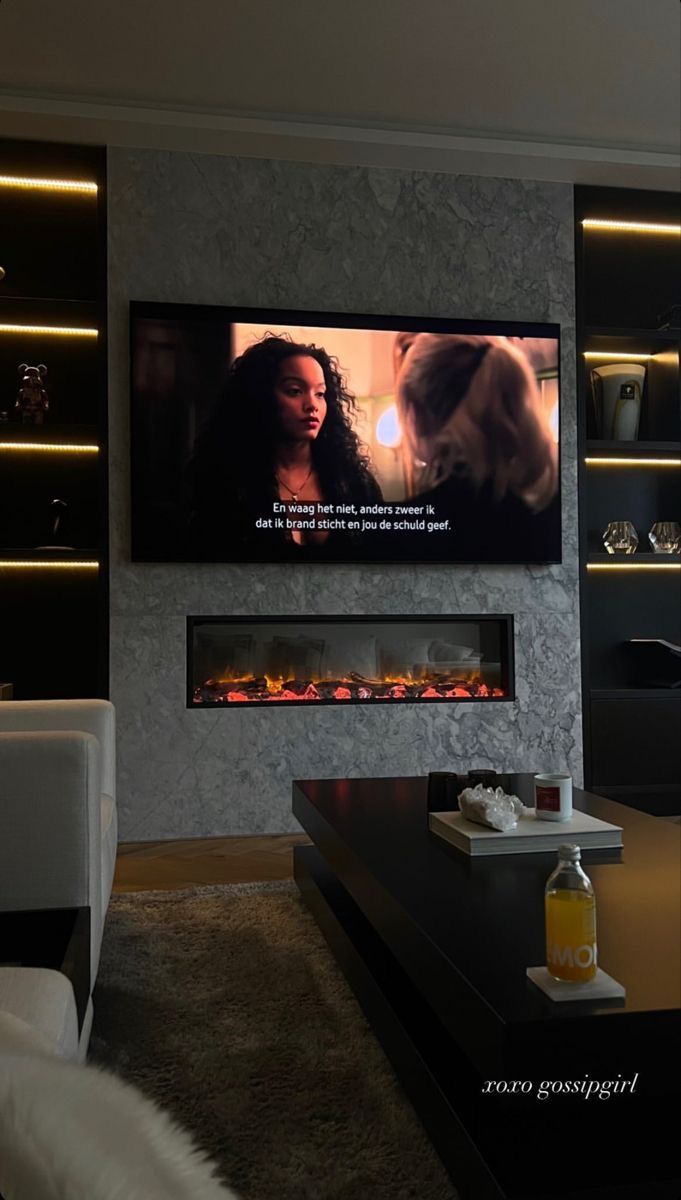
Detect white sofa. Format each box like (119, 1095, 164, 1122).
(0, 699, 117, 1059)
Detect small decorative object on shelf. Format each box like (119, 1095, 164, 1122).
(648, 521, 681, 554)
(36, 498, 74, 550)
(627, 638, 681, 688)
(589, 364, 645, 440)
(657, 303, 681, 331)
(467, 768, 498, 787)
(15, 363, 49, 425)
(602, 521, 639, 555)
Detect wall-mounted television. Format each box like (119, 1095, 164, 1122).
(130, 303, 561, 564)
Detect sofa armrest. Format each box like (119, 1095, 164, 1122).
(0, 732, 101, 925)
(0, 700, 115, 804)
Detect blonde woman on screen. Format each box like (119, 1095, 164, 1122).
(393, 332, 558, 513)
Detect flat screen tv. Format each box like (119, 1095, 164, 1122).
(130, 303, 561, 564)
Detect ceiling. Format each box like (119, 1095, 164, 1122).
(0, 0, 679, 187)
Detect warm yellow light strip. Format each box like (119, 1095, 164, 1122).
(0, 174, 97, 195)
(583, 351, 651, 361)
(0, 324, 98, 337)
(0, 442, 99, 454)
(585, 457, 681, 467)
(0, 560, 99, 569)
(587, 562, 680, 572)
(582, 219, 681, 235)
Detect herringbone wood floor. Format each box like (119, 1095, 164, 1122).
(113, 833, 310, 892)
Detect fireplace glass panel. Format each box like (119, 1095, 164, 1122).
(189, 616, 513, 707)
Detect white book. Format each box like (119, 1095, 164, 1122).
(429, 808, 623, 856)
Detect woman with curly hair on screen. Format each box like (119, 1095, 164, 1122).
(189, 334, 382, 559)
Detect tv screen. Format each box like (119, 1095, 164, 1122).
(130, 303, 561, 564)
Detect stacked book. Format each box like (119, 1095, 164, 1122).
(429, 809, 623, 856)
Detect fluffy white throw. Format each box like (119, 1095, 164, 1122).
(0, 1012, 239, 1200)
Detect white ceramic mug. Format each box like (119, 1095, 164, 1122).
(534, 773, 573, 822)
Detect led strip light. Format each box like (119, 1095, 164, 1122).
(583, 351, 652, 361)
(0, 560, 99, 569)
(582, 219, 681, 235)
(585, 457, 680, 468)
(0, 174, 97, 195)
(587, 562, 680, 572)
(0, 324, 98, 337)
(0, 442, 99, 454)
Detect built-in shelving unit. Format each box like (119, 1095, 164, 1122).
(575, 186, 681, 815)
(0, 140, 108, 700)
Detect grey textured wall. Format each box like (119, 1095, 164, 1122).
(108, 148, 581, 840)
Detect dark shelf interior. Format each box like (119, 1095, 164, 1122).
(0, 136, 108, 700)
(0, 548, 100, 560)
(0, 189, 99, 303)
(0, 421, 100, 444)
(577, 185, 681, 813)
(586, 440, 680, 455)
(584, 328, 680, 354)
(580, 189, 680, 330)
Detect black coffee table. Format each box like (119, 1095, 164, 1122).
(292, 775, 680, 1200)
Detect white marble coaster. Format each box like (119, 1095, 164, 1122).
(526, 966, 626, 1001)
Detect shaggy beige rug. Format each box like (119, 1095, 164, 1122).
(90, 882, 458, 1200)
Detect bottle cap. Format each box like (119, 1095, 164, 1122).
(558, 843, 580, 861)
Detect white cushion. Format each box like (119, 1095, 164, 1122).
(0, 699, 116, 803)
(0, 968, 79, 1060)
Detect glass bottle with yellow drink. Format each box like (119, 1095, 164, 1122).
(545, 843, 598, 982)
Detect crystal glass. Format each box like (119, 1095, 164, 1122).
(648, 521, 681, 554)
(602, 521, 638, 555)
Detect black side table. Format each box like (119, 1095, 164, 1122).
(0, 906, 90, 1032)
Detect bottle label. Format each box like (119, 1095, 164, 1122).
(545, 890, 598, 982)
(536, 785, 560, 812)
(547, 943, 597, 970)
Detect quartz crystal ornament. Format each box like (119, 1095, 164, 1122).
(648, 521, 681, 554)
(458, 784, 529, 832)
(602, 520, 638, 555)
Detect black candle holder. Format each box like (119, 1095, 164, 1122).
(426, 772, 460, 812)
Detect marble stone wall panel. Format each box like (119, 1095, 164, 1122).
(108, 148, 581, 839)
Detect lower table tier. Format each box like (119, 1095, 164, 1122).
(294, 844, 679, 1200)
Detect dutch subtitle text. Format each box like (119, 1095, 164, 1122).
(255, 500, 452, 534)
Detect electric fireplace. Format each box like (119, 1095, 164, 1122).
(188, 616, 514, 708)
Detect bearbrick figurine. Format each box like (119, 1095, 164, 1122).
(16, 363, 49, 424)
